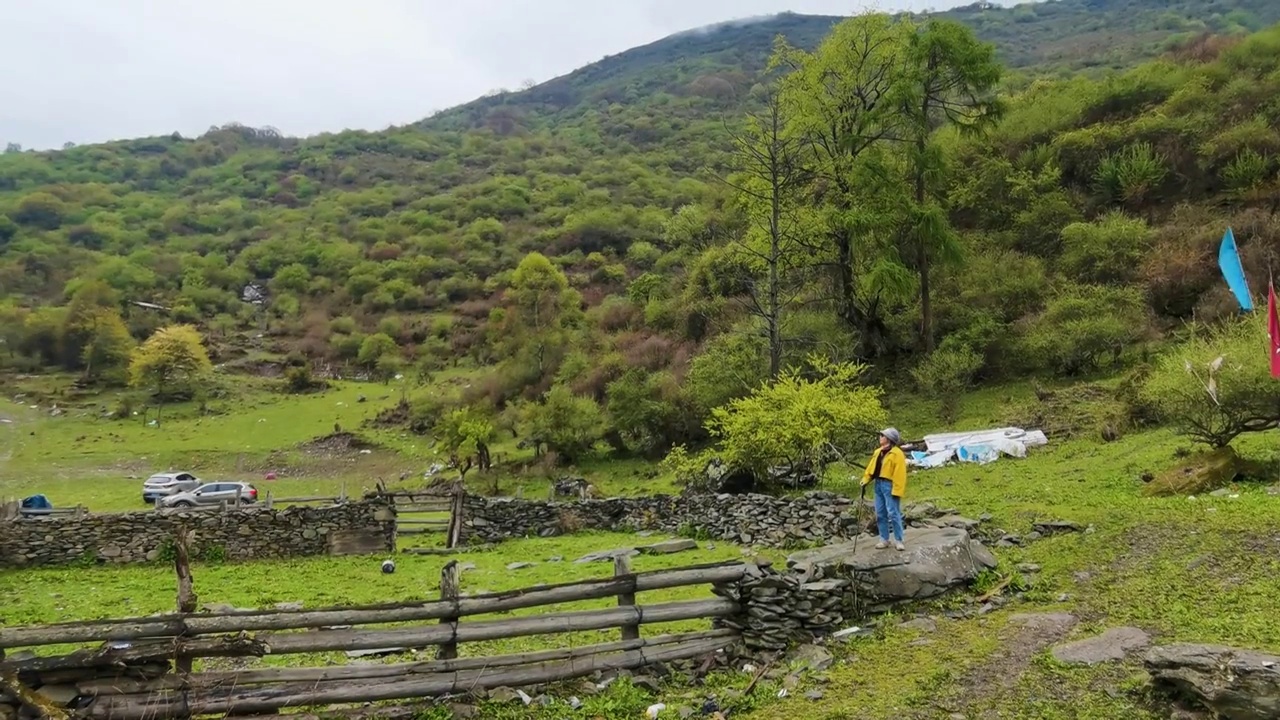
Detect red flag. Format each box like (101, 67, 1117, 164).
(1269, 282, 1280, 379)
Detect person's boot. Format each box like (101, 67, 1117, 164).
(874, 540, 888, 549)
(894, 541, 906, 551)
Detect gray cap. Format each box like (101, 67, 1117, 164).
(880, 428, 902, 446)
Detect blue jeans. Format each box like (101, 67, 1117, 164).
(874, 479, 904, 543)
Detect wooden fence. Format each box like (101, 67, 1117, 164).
(0, 549, 746, 719)
(374, 485, 464, 549)
(1, 500, 87, 520)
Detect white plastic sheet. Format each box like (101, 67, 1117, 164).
(908, 427, 1047, 469)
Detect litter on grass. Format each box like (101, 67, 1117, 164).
(908, 427, 1048, 469)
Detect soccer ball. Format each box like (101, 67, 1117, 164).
(381, 559, 395, 574)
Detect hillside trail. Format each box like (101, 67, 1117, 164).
(913, 612, 1080, 719)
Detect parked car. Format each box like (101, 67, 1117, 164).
(142, 472, 202, 503)
(159, 482, 259, 509)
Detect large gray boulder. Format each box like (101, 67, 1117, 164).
(1146, 644, 1280, 720)
(786, 527, 996, 610)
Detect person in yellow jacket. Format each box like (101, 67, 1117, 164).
(861, 427, 907, 551)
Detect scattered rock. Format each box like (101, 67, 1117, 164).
(506, 562, 536, 571)
(790, 644, 834, 672)
(1146, 643, 1280, 720)
(483, 681, 519, 702)
(1033, 520, 1083, 536)
(574, 548, 640, 564)
(637, 539, 698, 555)
(1009, 613, 1079, 635)
(804, 690, 825, 701)
(899, 617, 938, 633)
(631, 675, 662, 694)
(547, 556, 563, 563)
(1052, 627, 1151, 665)
(449, 703, 477, 719)
(274, 601, 304, 611)
(1017, 563, 1042, 574)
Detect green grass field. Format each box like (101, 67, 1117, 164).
(3, 371, 1280, 718)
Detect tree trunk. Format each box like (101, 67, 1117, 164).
(767, 128, 783, 381)
(915, 144, 933, 353)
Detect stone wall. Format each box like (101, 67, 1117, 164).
(462, 491, 861, 547)
(0, 501, 396, 568)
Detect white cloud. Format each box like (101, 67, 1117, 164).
(2, 0, 982, 149)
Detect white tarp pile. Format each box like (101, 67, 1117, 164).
(908, 427, 1048, 469)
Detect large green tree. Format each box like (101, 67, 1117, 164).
(129, 324, 213, 419)
(897, 19, 1003, 352)
(774, 15, 917, 358)
(719, 83, 816, 379)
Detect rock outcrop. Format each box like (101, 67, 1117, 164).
(785, 527, 998, 611)
(1146, 644, 1280, 720)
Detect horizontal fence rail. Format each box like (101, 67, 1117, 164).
(0, 553, 748, 719)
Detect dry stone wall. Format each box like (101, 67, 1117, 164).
(0, 501, 395, 568)
(462, 491, 860, 547)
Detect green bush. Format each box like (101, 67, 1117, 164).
(1019, 285, 1147, 376)
(1141, 317, 1280, 447)
(1059, 212, 1151, 284)
(911, 346, 984, 422)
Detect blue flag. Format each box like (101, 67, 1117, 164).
(1218, 227, 1254, 312)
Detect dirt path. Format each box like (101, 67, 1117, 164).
(932, 612, 1079, 718)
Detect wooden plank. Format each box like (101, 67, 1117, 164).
(445, 487, 464, 549)
(83, 635, 736, 719)
(0, 667, 70, 720)
(0, 562, 749, 648)
(77, 631, 736, 695)
(615, 554, 639, 641)
(327, 528, 390, 556)
(399, 520, 450, 532)
(8, 599, 738, 672)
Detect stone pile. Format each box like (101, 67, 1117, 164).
(0, 501, 395, 568)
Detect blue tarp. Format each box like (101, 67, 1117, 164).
(20, 494, 52, 510)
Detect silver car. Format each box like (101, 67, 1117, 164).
(159, 482, 259, 509)
(142, 472, 201, 503)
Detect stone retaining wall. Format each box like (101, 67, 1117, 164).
(0, 501, 396, 568)
(712, 527, 999, 650)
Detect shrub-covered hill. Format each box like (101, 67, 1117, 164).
(427, 0, 1280, 133)
(1, 6, 1279, 461)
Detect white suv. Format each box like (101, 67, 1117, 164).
(142, 472, 201, 504)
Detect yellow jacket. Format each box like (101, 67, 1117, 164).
(861, 445, 907, 498)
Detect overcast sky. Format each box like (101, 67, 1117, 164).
(3, 0, 991, 150)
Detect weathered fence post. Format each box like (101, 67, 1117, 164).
(615, 554, 639, 641)
(445, 485, 464, 550)
(437, 561, 461, 660)
(174, 527, 198, 674)
(264, 491, 274, 510)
